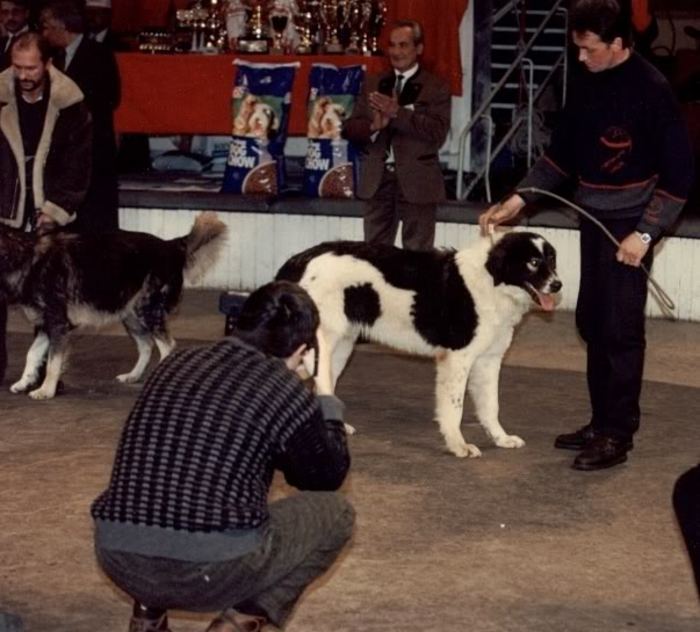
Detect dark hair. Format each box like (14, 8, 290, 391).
(11, 31, 52, 63)
(391, 19, 424, 47)
(234, 281, 319, 360)
(569, 0, 632, 47)
(42, 0, 86, 34)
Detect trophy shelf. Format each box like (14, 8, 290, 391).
(114, 52, 388, 136)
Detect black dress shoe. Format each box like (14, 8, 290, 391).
(129, 602, 171, 632)
(572, 435, 632, 471)
(554, 424, 597, 450)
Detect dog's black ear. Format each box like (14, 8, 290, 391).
(485, 239, 508, 286)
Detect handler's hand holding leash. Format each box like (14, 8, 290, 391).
(478, 188, 676, 317)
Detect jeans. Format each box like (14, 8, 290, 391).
(95, 492, 354, 628)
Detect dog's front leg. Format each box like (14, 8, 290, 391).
(28, 336, 67, 400)
(10, 331, 50, 394)
(468, 354, 525, 449)
(435, 351, 481, 458)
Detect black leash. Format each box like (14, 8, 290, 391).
(515, 187, 676, 318)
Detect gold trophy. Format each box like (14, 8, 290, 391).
(368, 0, 386, 55)
(294, 0, 318, 54)
(320, 0, 344, 54)
(268, 5, 290, 53)
(237, 0, 271, 53)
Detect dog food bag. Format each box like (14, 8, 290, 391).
(303, 64, 365, 198)
(222, 60, 299, 195)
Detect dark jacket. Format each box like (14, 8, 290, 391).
(520, 53, 694, 240)
(343, 67, 451, 205)
(64, 35, 120, 232)
(0, 65, 91, 229)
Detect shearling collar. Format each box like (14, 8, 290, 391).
(0, 64, 84, 110)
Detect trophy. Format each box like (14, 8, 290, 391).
(344, 1, 369, 55)
(294, 0, 320, 54)
(368, 0, 386, 55)
(320, 0, 343, 54)
(268, 0, 299, 54)
(238, 0, 271, 53)
(203, 0, 228, 53)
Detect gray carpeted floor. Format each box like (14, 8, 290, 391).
(1, 318, 698, 631)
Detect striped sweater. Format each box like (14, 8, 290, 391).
(519, 52, 694, 239)
(91, 337, 349, 533)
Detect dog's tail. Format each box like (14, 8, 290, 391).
(181, 212, 228, 285)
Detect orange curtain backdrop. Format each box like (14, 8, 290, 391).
(383, 0, 469, 95)
(111, 0, 469, 94)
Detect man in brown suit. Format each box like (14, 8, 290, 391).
(342, 20, 451, 251)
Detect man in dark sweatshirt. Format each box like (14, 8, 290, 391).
(92, 281, 353, 632)
(479, 0, 693, 471)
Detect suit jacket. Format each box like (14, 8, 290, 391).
(0, 36, 11, 72)
(342, 67, 451, 205)
(64, 36, 121, 232)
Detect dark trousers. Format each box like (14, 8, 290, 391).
(0, 299, 7, 385)
(575, 217, 652, 442)
(95, 492, 354, 628)
(673, 464, 700, 599)
(364, 166, 436, 251)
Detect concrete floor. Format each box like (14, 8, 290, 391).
(1, 291, 699, 631)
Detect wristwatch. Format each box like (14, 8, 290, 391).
(635, 231, 652, 245)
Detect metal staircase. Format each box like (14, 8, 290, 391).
(457, 0, 569, 201)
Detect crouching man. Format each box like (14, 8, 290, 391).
(91, 281, 353, 632)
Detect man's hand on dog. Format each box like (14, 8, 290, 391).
(478, 194, 526, 235)
(616, 233, 649, 267)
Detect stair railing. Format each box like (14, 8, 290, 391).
(456, 0, 567, 201)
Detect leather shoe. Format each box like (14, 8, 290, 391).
(572, 435, 632, 471)
(129, 603, 170, 632)
(554, 424, 597, 450)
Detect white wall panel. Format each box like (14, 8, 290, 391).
(119, 208, 700, 322)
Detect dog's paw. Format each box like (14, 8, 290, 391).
(28, 387, 55, 400)
(116, 372, 141, 384)
(10, 380, 31, 394)
(494, 434, 525, 449)
(344, 423, 356, 436)
(448, 441, 482, 458)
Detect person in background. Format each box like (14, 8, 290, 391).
(92, 281, 354, 632)
(342, 19, 451, 251)
(0, 31, 91, 384)
(479, 0, 694, 471)
(40, 0, 120, 233)
(0, 0, 31, 70)
(85, 0, 124, 50)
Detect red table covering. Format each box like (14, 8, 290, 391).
(115, 53, 388, 136)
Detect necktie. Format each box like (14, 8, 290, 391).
(395, 74, 404, 96)
(4, 35, 12, 53)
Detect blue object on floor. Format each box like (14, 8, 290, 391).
(219, 292, 249, 336)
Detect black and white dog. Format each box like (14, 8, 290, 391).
(276, 232, 562, 457)
(0, 212, 227, 400)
